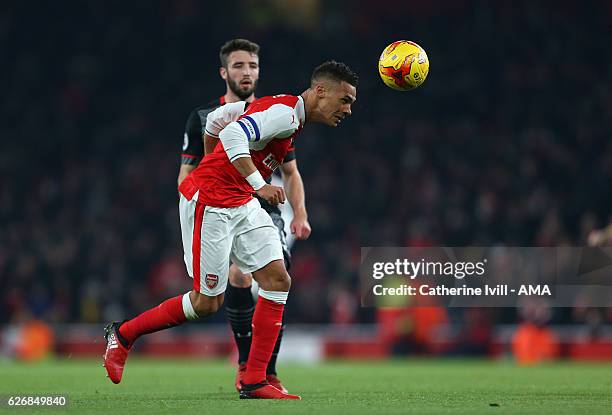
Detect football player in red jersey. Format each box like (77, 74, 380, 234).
(179, 39, 311, 393)
(104, 61, 358, 399)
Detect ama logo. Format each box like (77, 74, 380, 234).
(518, 285, 551, 296)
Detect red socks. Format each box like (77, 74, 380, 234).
(116, 291, 285, 386)
(119, 295, 187, 345)
(243, 297, 285, 384)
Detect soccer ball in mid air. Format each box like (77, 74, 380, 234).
(378, 40, 429, 91)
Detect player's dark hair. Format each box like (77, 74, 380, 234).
(311, 60, 359, 87)
(219, 39, 260, 67)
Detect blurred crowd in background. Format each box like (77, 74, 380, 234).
(2, 0, 612, 355)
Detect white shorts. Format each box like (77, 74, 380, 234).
(179, 191, 283, 297)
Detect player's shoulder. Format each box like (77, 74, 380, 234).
(193, 97, 224, 113)
(239, 95, 303, 138)
(188, 98, 224, 120)
(247, 94, 300, 113)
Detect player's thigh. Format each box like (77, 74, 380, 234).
(194, 206, 233, 296)
(231, 200, 284, 276)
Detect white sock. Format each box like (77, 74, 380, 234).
(258, 289, 288, 305)
(182, 292, 199, 320)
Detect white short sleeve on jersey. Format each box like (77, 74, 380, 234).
(218, 103, 300, 162)
(238, 104, 300, 143)
(205, 101, 247, 138)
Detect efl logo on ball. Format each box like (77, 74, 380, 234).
(378, 40, 429, 91)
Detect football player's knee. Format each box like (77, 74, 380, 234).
(255, 262, 291, 291)
(282, 272, 291, 291)
(228, 266, 252, 288)
(192, 295, 220, 317)
(271, 270, 291, 291)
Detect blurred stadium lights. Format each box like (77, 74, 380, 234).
(241, 0, 321, 31)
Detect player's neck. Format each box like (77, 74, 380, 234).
(224, 91, 255, 103)
(300, 89, 319, 123)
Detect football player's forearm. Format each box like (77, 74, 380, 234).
(203, 134, 218, 155)
(231, 156, 258, 177)
(283, 170, 307, 218)
(178, 164, 196, 186)
(231, 156, 270, 191)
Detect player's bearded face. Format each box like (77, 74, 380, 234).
(224, 51, 260, 100)
(227, 75, 258, 100)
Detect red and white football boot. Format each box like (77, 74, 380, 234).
(266, 374, 289, 394)
(103, 322, 132, 384)
(239, 381, 300, 400)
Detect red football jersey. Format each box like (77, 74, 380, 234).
(183, 94, 304, 208)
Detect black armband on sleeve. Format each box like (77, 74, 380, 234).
(181, 153, 200, 165)
(283, 142, 296, 163)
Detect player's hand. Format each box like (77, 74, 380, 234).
(291, 214, 311, 240)
(256, 184, 285, 205)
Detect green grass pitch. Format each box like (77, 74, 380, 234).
(1, 358, 611, 414)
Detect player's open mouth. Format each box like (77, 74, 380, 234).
(240, 80, 252, 87)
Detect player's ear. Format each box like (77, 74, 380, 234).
(314, 82, 327, 98)
(219, 66, 227, 80)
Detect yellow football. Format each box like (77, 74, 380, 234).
(378, 40, 429, 91)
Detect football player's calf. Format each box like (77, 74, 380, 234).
(239, 260, 297, 399)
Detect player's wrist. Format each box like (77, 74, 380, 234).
(246, 171, 266, 191)
(293, 208, 308, 220)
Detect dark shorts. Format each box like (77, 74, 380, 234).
(268, 211, 292, 271)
